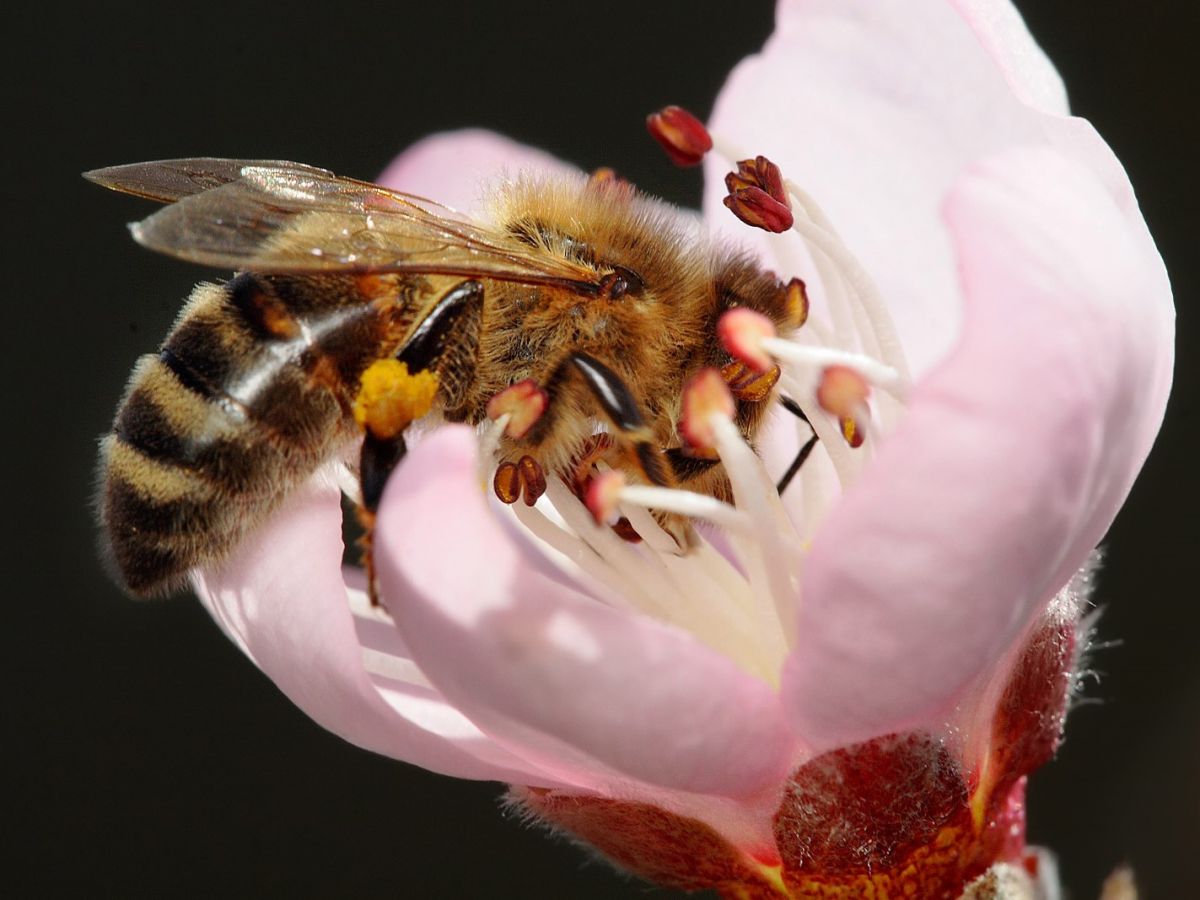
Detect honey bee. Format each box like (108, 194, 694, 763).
(88, 158, 807, 597)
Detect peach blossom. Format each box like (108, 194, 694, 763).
(193, 1, 1172, 895)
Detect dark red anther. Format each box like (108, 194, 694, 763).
(723, 155, 793, 233)
(518, 455, 547, 506)
(611, 517, 643, 543)
(646, 105, 712, 167)
(725, 155, 790, 207)
(723, 186, 794, 233)
(493, 462, 521, 505)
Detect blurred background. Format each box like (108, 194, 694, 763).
(7, 1, 1195, 896)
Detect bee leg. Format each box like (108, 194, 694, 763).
(654, 362, 783, 493)
(354, 278, 485, 512)
(352, 280, 486, 605)
(356, 431, 408, 607)
(552, 353, 698, 549)
(775, 394, 819, 495)
(778, 393, 809, 423)
(503, 352, 674, 540)
(396, 279, 485, 410)
(662, 449, 719, 484)
(360, 433, 408, 515)
(353, 358, 434, 606)
(721, 361, 818, 494)
(661, 392, 819, 497)
(558, 352, 674, 489)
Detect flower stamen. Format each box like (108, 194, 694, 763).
(493, 455, 547, 506)
(709, 136, 911, 411)
(486, 379, 548, 439)
(718, 308, 777, 374)
(646, 105, 713, 167)
(784, 277, 810, 329)
(585, 469, 625, 525)
(761, 339, 905, 397)
(617, 484, 751, 535)
(721, 360, 781, 403)
(711, 416, 800, 656)
(783, 210, 910, 382)
(512, 489, 772, 679)
(679, 368, 736, 458)
(723, 156, 795, 233)
(723, 186, 794, 233)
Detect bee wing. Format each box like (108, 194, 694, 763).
(83, 158, 335, 204)
(116, 163, 604, 291)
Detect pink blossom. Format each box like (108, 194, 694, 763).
(192, 0, 1172, 895)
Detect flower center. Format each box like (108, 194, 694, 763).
(345, 134, 915, 689)
(467, 141, 913, 687)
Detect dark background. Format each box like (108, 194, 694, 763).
(7, 2, 1196, 897)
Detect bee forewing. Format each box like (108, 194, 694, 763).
(82, 158, 334, 204)
(128, 170, 604, 289)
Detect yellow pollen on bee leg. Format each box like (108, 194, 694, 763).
(353, 359, 438, 440)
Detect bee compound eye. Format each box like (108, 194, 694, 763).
(600, 265, 643, 300)
(612, 265, 644, 295)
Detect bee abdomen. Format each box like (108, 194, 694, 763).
(99, 280, 350, 596)
(99, 430, 233, 596)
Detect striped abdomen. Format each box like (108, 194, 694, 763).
(99, 271, 414, 596)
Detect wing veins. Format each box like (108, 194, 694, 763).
(119, 166, 604, 293)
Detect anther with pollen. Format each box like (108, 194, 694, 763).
(486, 379, 548, 439)
(678, 368, 735, 459)
(718, 307, 777, 374)
(585, 470, 626, 525)
(723, 155, 793, 233)
(645, 105, 712, 167)
(493, 456, 547, 506)
(587, 167, 634, 196)
(817, 365, 870, 449)
(721, 360, 780, 403)
(783, 276, 809, 328)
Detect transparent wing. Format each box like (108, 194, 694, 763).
(88, 159, 604, 291)
(83, 158, 335, 204)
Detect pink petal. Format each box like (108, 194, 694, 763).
(703, 0, 1070, 372)
(374, 427, 798, 798)
(193, 469, 564, 786)
(945, 0, 1070, 115)
(376, 128, 579, 212)
(781, 146, 1173, 750)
